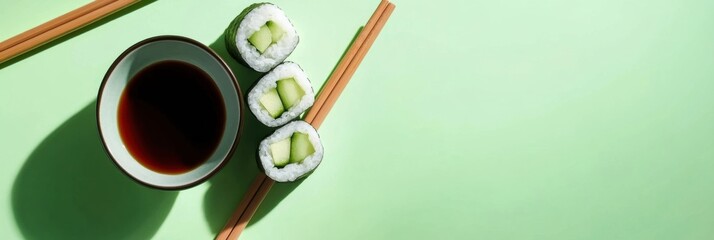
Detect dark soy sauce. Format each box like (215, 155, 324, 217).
(118, 60, 226, 174)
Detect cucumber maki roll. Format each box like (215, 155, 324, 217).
(258, 121, 324, 182)
(225, 3, 299, 72)
(247, 62, 315, 127)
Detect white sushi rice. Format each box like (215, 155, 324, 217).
(235, 4, 298, 72)
(248, 62, 314, 127)
(259, 121, 324, 182)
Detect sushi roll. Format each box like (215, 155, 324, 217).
(258, 121, 324, 182)
(247, 62, 314, 127)
(225, 3, 299, 72)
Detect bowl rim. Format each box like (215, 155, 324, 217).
(96, 35, 244, 190)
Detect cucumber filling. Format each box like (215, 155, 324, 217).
(248, 25, 271, 53)
(258, 77, 306, 119)
(248, 21, 285, 54)
(267, 21, 284, 43)
(276, 78, 305, 109)
(290, 132, 315, 164)
(269, 132, 315, 167)
(270, 138, 291, 167)
(259, 88, 285, 118)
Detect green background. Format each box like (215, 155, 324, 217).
(2, 0, 714, 239)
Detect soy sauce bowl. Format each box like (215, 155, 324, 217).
(97, 36, 243, 190)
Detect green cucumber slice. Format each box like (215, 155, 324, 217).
(276, 78, 305, 109)
(270, 138, 291, 167)
(290, 132, 315, 164)
(267, 21, 285, 43)
(248, 25, 272, 53)
(259, 88, 285, 118)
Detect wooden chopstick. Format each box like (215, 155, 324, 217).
(0, 0, 113, 52)
(217, 2, 396, 240)
(226, 176, 275, 239)
(215, 172, 268, 240)
(303, 0, 390, 124)
(310, 3, 395, 129)
(217, 3, 393, 238)
(0, 0, 140, 64)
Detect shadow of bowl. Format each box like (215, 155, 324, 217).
(12, 101, 178, 240)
